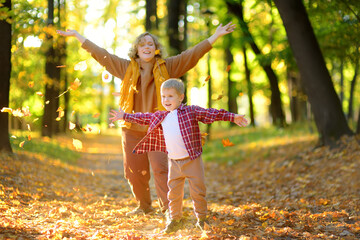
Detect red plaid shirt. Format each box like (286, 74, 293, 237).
(123, 104, 235, 160)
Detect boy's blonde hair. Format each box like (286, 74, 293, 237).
(161, 79, 184, 95)
(128, 32, 165, 59)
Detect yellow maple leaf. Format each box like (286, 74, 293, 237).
(225, 65, 231, 72)
(69, 78, 81, 91)
(72, 138, 83, 150)
(69, 121, 76, 130)
(1, 107, 12, 114)
(222, 138, 235, 147)
(74, 61, 87, 72)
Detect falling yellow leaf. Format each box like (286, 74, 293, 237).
(19, 141, 25, 148)
(86, 124, 93, 132)
(57, 107, 64, 120)
(222, 138, 235, 147)
(45, 101, 50, 104)
(56, 65, 66, 68)
(28, 135, 32, 141)
(225, 65, 231, 72)
(36, 92, 44, 97)
(70, 78, 81, 91)
(69, 121, 76, 130)
(213, 92, 224, 101)
(12, 109, 24, 117)
(1, 107, 12, 113)
(74, 61, 87, 72)
(72, 138, 83, 150)
(27, 124, 31, 131)
(28, 81, 34, 88)
(92, 113, 100, 118)
(22, 106, 31, 117)
(201, 132, 208, 146)
(204, 75, 211, 82)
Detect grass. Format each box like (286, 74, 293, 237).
(201, 122, 318, 164)
(10, 132, 81, 164)
(7, 122, 317, 165)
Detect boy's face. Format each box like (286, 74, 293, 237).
(137, 35, 156, 62)
(161, 88, 184, 111)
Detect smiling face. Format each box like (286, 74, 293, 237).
(161, 87, 184, 111)
(137, 35, 156, 62)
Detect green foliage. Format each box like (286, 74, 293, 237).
(202, 122, 316, 164)
(10, 134, 80, 164)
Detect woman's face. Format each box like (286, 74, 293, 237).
(137, 35, 156, 62)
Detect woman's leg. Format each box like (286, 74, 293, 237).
(121, 128, 152, 211)
(148, 151, 169, 213)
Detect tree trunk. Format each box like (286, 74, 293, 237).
(357, 107, 360, 134)
(226, 1, 286, 127)
(226, 48, 238, 127)
(243, 46, 255, 127)
(287, 69, 307, 122)
(273, 0, 353, 146)
(42, 0, 61, 137)
(146, 0, 158, 31)
(167, 0, 185, 55)
(339, 59, 344, 106)
(347, 54, 359, 122)
(0, 0, 13, 153)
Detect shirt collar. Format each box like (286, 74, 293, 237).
(177, 103, 186, 111)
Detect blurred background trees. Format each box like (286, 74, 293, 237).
(1, 0, 360, 148)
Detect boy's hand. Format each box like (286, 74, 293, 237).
(109, 108, 125, 122)
(234, 114, 248, 127)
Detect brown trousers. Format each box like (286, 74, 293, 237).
(168, 156, 207, 221)
(121, 128, 169, 212)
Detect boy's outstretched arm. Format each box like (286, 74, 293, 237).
(234, 114, 249, 127)
(207, 22, 236, 45)
(56, 29, 86, 44)
(109, 108, 125, 123)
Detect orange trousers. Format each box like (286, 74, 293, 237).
(121, 128, 169, 212)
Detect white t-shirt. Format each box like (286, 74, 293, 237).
(161, 110, 189, 159)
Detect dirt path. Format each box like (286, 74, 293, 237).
(1, 133, 359, 239)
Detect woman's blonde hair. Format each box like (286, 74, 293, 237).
(161, 78, 185, 95)
(128, 32, 165, 59)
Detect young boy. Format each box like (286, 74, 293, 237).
(109, 79, 248, 233)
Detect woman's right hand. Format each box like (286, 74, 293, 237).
(56, 29, 77, 37)
(56, 29, 86, 43)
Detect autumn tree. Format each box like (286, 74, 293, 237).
(226, 0, 286, 127)
(0, 0, 12, 153)
(273, 0, 353, 146)
(146, 0, 158, 31)
(167, 0, 187, 55)
(42, 0, 61, 137)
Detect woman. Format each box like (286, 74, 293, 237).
(57, 22, 235, 216)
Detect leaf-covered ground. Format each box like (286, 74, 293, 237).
(0, 132, 359, 239)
